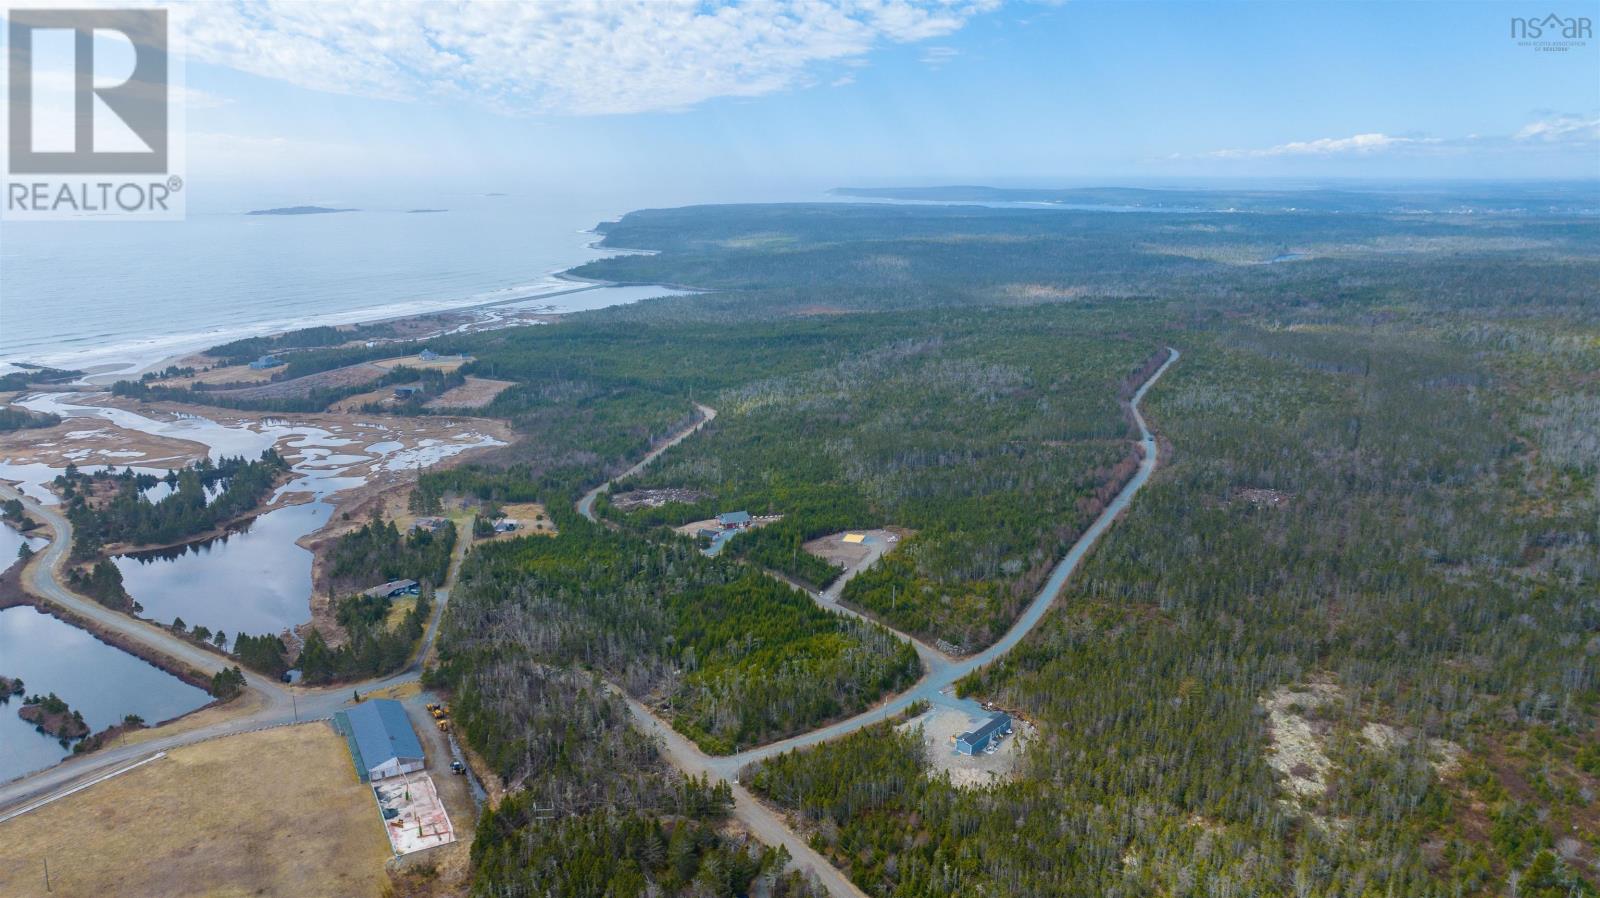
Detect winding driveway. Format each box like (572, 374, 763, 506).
(581, 348, 1179, 895)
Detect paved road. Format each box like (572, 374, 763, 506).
(0, 484, 458, 819)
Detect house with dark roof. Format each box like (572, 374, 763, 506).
(336, 699, 425, 781)
(955, 712, 1011, 755)
(362, 578, 418, 600)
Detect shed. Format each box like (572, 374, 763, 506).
(419, 349, 439, 362)
(955, 712, 1011, 755)
(337, 699, 425, 782)
(248, 354, 283, 370)
(394, 385, 422, 399)
(717, 510, 752, 529)
(493, 518, 520, 533)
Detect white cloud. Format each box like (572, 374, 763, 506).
(1205, 132, 1441, 159)
(1513, 114, 1600, 143)
(1193, 114, 1600, 162)
(920, 45, 960, 66)
(176, 0, 998, 116)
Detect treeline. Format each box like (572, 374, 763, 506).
(324, 514, 455, 595)
(65, 560, 135, 612)
(204, 323, 396, 366)
(109, 364, 433, 414)
(0, 406, 60, 432)
(57, 453, 287, 557)
(0, 366, 81, 391)
(296, 588, 432, 684)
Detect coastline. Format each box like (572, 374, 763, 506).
(6, 211, 682, 388)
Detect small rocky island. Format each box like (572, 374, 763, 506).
(0, 674, 23, 699)
(19, 692, 90, 741)
(246, 205, 357, 216)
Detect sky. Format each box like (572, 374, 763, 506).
(6, 0, 1600, 202)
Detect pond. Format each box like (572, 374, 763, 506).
(0, 522, 47, 564)
(113, 501, 332, 639)
(0, 605, 212, 783)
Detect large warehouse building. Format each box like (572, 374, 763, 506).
(336, 699, 425, 782)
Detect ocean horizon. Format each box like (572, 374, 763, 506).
(0, 193, 652, 377)
(0, 186, 821, 378)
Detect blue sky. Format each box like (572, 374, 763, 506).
(41, 1, 1600, 197)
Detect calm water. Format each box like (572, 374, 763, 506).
(114, 502, 331, 639)
(0, 185, 788, 379)
(0, 523, 47, 563)
(0, 605, 211, 783)
(0, 195, 616, 376)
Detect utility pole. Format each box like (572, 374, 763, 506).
(292, 691, 298, 722)
(44, 858, 51, 892)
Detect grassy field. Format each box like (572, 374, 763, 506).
(0, 724, 391, 898)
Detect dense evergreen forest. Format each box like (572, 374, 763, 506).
(435, 507, 919, 756)
(219, 194, 1595, 896)
(324, 514, 456, 594)
(0, 406, 59, 432)
(451, 662, 824, 897)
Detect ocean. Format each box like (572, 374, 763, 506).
(0, 189, 738, 378)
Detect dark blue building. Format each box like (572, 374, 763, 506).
(955, 712, 1011, 755)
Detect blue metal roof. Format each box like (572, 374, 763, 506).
(718, 511, 751, 525)
(958, 712, 1010, 745)
(346, 699, 424, 772)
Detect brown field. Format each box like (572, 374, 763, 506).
(425, 376, 515, 409)
(195, 362, 388, 402)
(0, 724, 391, 898)
(370, 354, 470, 373)
(329, 384, 407, 413)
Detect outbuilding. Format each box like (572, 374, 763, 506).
(337, 699, 425, 782)
(955, 712, 1011, 755)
